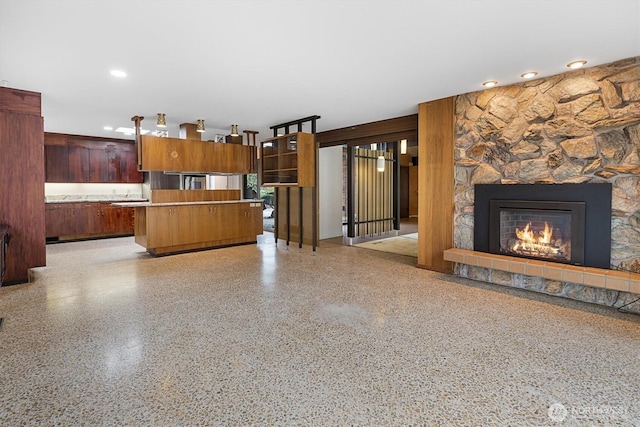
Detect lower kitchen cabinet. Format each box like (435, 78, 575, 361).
(45, 202, 134, 241)
(128, 201, 263, 256)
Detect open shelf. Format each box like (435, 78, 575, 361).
(260, 132, 315, 187)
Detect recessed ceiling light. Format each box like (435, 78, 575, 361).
(482, 80, 498, 88)
(520, 71, 538, 79)
(103, 126, 113, 131)
(110, 69, 127, 78)
(566, 60, 587, 69)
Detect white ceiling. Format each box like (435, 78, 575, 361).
(1, 0, 639, 140)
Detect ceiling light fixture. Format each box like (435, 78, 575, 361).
(400, 139, 407, 155)
(520, 71, 538, 79)
(230, 124, 239, 136)
(377, 156, 385, 172)
(103, 126, 113, 131)
(482, 80, 498, 88)
(196, 119, 205, 132)
(567, 60, 587, 69)
(156, 113, 167, 127)
(110, 69, 127, 78)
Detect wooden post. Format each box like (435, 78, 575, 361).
(131, 115, 144, 169)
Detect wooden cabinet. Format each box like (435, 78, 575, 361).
(44, 133, 143, 183)
(45, 204, 78, 237)
(0, 87, 46, 284)
(260, 132, 316, 187)
(68, 145, 90, 181)
(0, 226, 8, 286)
(45, 202, 135, 240)
(45, 145, 70, 182)
(140, 135, 257, 174)
(135, 201, 263, 255)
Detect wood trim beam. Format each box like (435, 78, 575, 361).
(316, 114, 417, 147)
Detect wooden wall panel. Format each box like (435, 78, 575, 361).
(409, 166, 418, 217)
(0, 87, 46, 283)
(417, 97, 455, 273)
(149, 189, 241, 203)
(275, 187, 316, 245)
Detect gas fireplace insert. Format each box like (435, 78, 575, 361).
(489, 200, 585, 265)
(474, 184, 611, 269)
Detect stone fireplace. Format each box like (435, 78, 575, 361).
(450, 56, 640, 314)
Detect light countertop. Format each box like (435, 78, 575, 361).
(113, 199, 262, 208)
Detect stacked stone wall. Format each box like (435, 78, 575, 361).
(452, 56, 640, 313)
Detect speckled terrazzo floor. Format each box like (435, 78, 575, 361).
(1, 235, 639, 426)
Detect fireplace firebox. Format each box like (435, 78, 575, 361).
(489, 200, 585, 265)
(474, 184, 611, 269)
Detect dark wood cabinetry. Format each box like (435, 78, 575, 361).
(45, 202, 135, 240)
(0, 87, 46, 284)
(44, 133, 143, 183)
(0, 226, 8, 286)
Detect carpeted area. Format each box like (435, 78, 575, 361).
(353, 232, 418, 257)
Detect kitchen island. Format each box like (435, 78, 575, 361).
(114, 200, 263, 256)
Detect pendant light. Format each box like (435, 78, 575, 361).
(156, 113, 166, 127)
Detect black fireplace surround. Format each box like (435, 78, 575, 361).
(474, 183, 612, 269)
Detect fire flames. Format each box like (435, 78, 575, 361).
(511, 222, 565, 258)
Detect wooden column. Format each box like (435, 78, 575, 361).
(417, 97, 455, 273)
(0, 87, 46, 284)
(179, 123, 201, 140)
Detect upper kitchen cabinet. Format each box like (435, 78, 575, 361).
(44, 133, 143, 183)
(139, 135, 257, 174)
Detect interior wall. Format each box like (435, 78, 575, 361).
(319, 145, 343, 239)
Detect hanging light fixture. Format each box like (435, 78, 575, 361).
(156, 113, 167, 127)
(196, 119, 205, 132)
(230, 124, 239, 136)
(377, 155, 385, 172)
(400, 139, 407, 155)
(371, 143, 377, 151)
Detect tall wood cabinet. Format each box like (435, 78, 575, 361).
(0, 87, 46, 284)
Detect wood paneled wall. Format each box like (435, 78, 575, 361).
(0, 87, 46, 284)
(417, 97, 455, 273)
